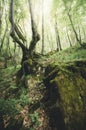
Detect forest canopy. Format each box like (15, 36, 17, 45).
(0, 0, 86, 57)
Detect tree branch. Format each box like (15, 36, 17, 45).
(9, 0, 27, 51)
(28, 0, 40, 55)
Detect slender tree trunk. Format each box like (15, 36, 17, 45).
(67, 12, 82, 45)
(64, 1, 81, 45)
(41, 0, 44, 54)
(82, 26, 85, 38)
(28, 0, 40, 56)
(78, 25, 82, 44)
(0, 0, 3, 32)
(0, 0, 4, 50)
(0, 15, 8, 52)
(55, 18, 62, 51)
(66, 27, 72, 47)
(47, 34, 52, 51)
(62, 0, 82, 45)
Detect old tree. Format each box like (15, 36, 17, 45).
(9, 0, 40, 77)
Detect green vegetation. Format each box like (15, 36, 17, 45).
(0, 44, 86, 130)
(0, 0, 86, 129)
(30, 112, 40, 126)
(0, 99, 18, 116)
(48, 44, 86, 62)
(44, 59, 86, 130)
(0, 63, 44, 129)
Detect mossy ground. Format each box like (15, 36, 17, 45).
(0, 44, 86, 130)
(39, 44, 86, 67)
(44, 60, 86, 130)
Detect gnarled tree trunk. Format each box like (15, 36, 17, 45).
(9, 0, 40, 76)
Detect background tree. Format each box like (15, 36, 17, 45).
(41, 0, 44, 54)
(55, 16, 62, 51)
(0, 0, 86, 61)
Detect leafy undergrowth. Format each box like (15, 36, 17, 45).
(39, 44, 86, 67)
(50, 45, 86, 61)
(0, 44, 86, 130)
(0, 65, 50, 130)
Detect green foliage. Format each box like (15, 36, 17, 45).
(1, 65, 21, 79)
(49, 45, 86, 62)
(29, 128, 34, 130)
(1, 47, 10, 59)
(76, 0, 86, 7)
(44, 59, 86, 130)
(19, 94, 31, 106)
(30, 111, 40, 125)
(0, 99, 18, 116)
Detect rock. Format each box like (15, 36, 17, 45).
(43, 60, 86, 130)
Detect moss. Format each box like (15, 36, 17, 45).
(48, 44, 86, 62)
(44, 60, 86, 130)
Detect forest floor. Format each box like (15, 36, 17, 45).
(0, 44, 86, 130)
(0, 64, 51, 130)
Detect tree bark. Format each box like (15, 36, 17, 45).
(9, 0, 27, 53)
(62, 0, 82, 45)
(0, 13, 9, 52)
(28, 0, 40, 56)
(0, 1, 4, 52)
(55, 18, 62, 51)
(9, 0, 40, 76)
(67, 12, 82, 45)
(66, 27, 72, 47)
(41, 0, 44, 54)
(78, 25, 82, 44)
